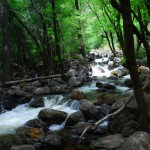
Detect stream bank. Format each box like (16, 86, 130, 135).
(0, 53, 150, 150)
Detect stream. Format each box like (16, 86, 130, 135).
(0, 58, 132, 149)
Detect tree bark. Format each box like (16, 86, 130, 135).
(75, 0, 87, 66)
(120, 0, 148, 131)
(2, 0, 11, 83)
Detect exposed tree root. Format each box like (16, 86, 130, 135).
(76, 94, 134, 147)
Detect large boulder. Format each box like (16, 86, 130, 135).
(96, 93, 115, 105)
(79, 99, 101, 120)
(67, 77, 83, 87)
(12, 145, 35, 150)
(25, 119, 46, 128)
(90, 134, 125, 150)
(70, 89, 85, 100)
(96, 82, 116, 90)
(122, 120, 138, 137)
(65, 111, 85, 126)
(139, 66, 149, 74)
(111, 67, 129, 77)
(74, 122, 92, 135)
(108, 113, 128, 134)
(29, 97, 44, 108)
(33, 86, 51, 95)
(38, 109, 67, 125)
(120, 131, 150, 150)
(26, 128, 44, 139)
(39, 134, 62, 146)
(66, 69, 78, 77)
(78, 70, 88, 82)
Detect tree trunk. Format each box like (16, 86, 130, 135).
(120, 0, 148, 131)
(51, 0, 63, 74)
(2, 0, 11, 83)
(74, 0, 87, 66)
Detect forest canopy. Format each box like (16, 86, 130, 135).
(0, 0, 150, 79)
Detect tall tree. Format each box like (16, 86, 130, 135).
(2, 0, 11, 82)
(119, 0, 149, 131)
(74, 0, 87, 66)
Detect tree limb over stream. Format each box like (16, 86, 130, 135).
(76, 93, 134, 147)
(4, 74, 61, 86)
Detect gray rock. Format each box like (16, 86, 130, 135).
(122, 121, 138, 137)
(38, 108, 67, 125)
(29, 97, 44, 108)
(74, 122, 92, 135)
(97, 93, 115, 105)
(90, 134, 125, 150)
(67, 77, 83, 87)
(66, 111, 85, 126)
(70, 89, 85, 100)
(120, 131, 150, 150)
(11, 145, 35, 150)
(39, 134, 62, 146)
(25, 119, 46, 128)
(67, 69, 78, 77)
(79, 99, 101, 120)
(33, 86, 51, 95)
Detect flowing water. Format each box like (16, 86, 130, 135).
(0, 59, 132, 149)
(0, 95, 79, 135)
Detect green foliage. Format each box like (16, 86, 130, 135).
(136, 48, 147, 59)
(0, 0, 149, 73)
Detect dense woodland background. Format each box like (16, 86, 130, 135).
(0, 0, 150, 140)
(1, 0, 149, 81)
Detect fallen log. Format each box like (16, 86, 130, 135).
(5, 74, 61, 86)
(76, 93, 134, 147)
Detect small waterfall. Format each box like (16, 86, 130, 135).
(49, 100, 80, 131)
(0, 95, 77, 135)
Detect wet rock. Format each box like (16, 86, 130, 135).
(120, 131, 150, 150)
(111, 98, 126, 110)
(70, 89, 85, 100)
(122, 120, 138, 137)
(33, 142, 43, 150)
(26, 128, 44, 139)
(39, 134, 62, 146)
(3, 91, 31, 110)
(108, 61, 115, 70)
(78, 70, 88, 82)
(79, 99, 101, 120)
(96, 93, 115, 105)
(100, 104, 112, 115)
(67, 77, 83, 87)
(140, 73, 150, 94)
(48, 80, 60, 87)
(139, 66, 149, 74)
(127, 93, 150, 111)
(25, 119, 46, 128)
(29, 97, 44, 108)
(108, 113, 128, 134)
(33, 86, 51, 95)
(90, 134, 125, 150)
(96, 82, 116, 90)
(111, 67, 129, 77)
(67, 69, 79, 77)
(12, 145, 35, 150)
(107, 75, 118, 80)
(38, 108, 67, 125)
(66, 111, 85, 126)
(6, 89, 28, 98)
(74, 122, 92, 135)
